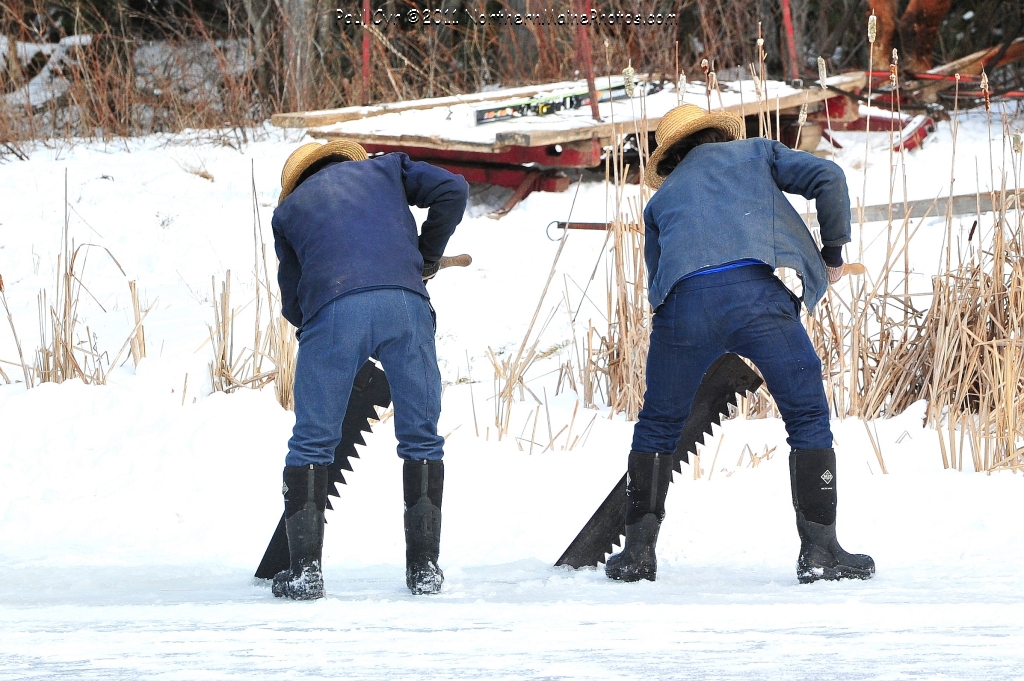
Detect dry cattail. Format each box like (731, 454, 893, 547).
(622, 61, 636, 97)
(0, 274, 4, 293)
(868, 14, 877, 43)
(798, 102, 808, 126)
(749, 64, 763, 99)
(817, 57, 828, 89)
(1013, 131, 1022, 155)
(981, 70, 991, 111)
(701, 58, 710, 76)
(890, 49, 899, 87)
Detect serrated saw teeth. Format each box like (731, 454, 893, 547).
(554, 354, 764, 570)
(255, 361, 393, 579)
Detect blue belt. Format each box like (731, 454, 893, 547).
(682, 258, 766, 280)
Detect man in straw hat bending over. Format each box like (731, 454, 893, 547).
(605, 104, 873, 584)
(270, 140, 468, 599)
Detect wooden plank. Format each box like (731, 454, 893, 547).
(910, 38, 1024, 101)
(802, 192, 1000, 229)
(562, 192, 1003, 232)
(495, 72, 867, 148)
(272, 79, 610, 129)
(307, 129, 502, 153)
(859, 192, 995, 223)
(929, 37, 1024, 76)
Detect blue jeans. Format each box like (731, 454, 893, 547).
(632, 265, 832, 454)
(286, 288, 444, 466)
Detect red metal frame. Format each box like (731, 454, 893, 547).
(806, 95, 859, 124)
(779, 0, 801, 80)
(360, 139, 602, 169)
(824, 111, 935, 152)
(430, 162, 571, 193)
(897, 116, 935, 152)
(357, 138, 595, 209)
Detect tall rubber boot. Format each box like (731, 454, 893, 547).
(605, 451, 673, 582)
(790, 448, 875, 583)
(403, 459, 444, 595)
(272, 464, 328, 600)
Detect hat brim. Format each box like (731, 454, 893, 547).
(279, 140, 369, 203)
(644, 114, 743, 190)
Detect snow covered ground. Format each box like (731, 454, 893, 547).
(2, 111, 1024, 679)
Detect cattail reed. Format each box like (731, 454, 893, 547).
(623, 61, 636, 97)
(701, 58, 712, 111)
(817, 56, 836, 160)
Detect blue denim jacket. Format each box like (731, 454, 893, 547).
(642, 137, 851, 312)
(272, 153, 468, 329)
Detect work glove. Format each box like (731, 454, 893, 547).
(421, 259, 440, 281)
(821, 246, 844, 285)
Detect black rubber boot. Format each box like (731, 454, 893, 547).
(403, 459, 444, 595)
(272, 464, 328, 600)
(605, 451, 673, 582)
(790, 448, 875, 583)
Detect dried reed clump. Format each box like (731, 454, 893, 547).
(206, 258, 297, 410)
(2, 261, 147, 389)
(599, 216, 650, 420)
(32, 177, 146, 385)
(271, 315, 298, 411)
(497, 111, 653, 426)
(206, 173, 297, 409)
(859, 193, 1024, 472)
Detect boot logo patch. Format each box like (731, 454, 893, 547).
(820, 470, 834, 484)
(282, 483, 289, 495)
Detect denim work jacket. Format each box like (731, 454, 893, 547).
(272, 153, 468, 329)
(642, 137, 851, 313)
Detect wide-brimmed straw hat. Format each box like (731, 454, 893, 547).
(279, 140, 369, 203)
(644, 104, 743, 190)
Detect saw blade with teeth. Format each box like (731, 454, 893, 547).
(255, 360, 392, 579)
(554, 353, 763, 570)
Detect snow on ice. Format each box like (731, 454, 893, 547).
(1, 114, 1024, 679)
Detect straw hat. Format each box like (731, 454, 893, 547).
(279, 140, 369, 203)
(644, 104, 743, 190)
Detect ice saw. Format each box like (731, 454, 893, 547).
(254, 254, 472, 580)
(554, 353, 763, 570)
(255, 359, 391, 579)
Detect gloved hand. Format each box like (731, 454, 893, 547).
(821, 246, 844, 285)
(421, 259, 440, 281)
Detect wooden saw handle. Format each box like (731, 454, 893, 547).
(439, 254, 473, 269)
(844, 263, 867, 276)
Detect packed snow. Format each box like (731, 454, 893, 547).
(1, 110, 1023, 679)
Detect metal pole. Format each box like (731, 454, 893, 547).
(576, 0, 601, 121)
(779, 0, 801, 80)
(362, 0, 371, 105)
